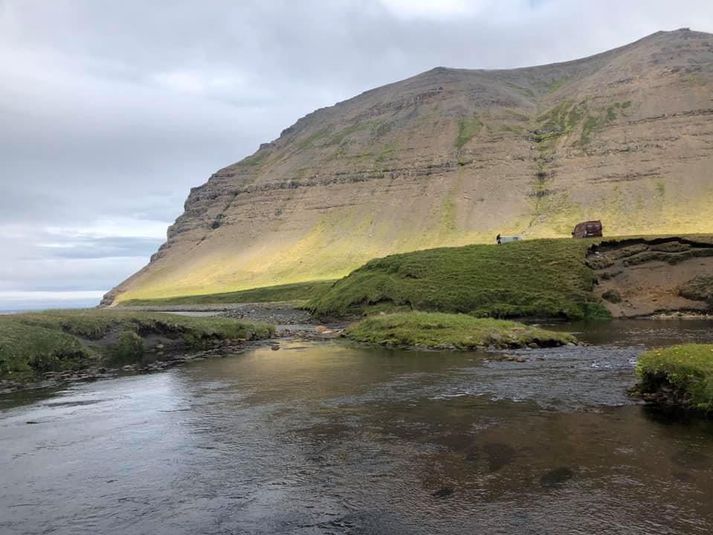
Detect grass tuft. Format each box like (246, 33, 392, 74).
(110, 330, 145, 365)
(345, 312, 575, 350)
(455, 115, 483, 149)
(636, 344, 713, 413)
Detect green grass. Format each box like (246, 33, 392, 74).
(345, 312, 575, 350)
(327, 122, 368, 147)
(308, 238, 609, 320)
(295, 127, 331, 151)
(535, 100, 583, 139)
(580, 114, 603, 145)
(0, 310, 274, 380)
(455, 115, 483, 150)
(579, 102, 629, 146)
(533, 99, 631, 148)
(546, 76, 570, 93)
(241, 149, 271, 166)
(120, 280, 335, 307)
(0, 322, 90, 376)
(13, 310, 274, 341)
(636, 344, 713, 413)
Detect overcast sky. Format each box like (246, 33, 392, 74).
(1, 0, 712, 310)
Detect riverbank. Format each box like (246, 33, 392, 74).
(118, 301, 316, 325)
(634, 343, 713, 414)
(0, 310, 274, 392)
(4, 320, 713, 534)
(345, 312, 576, 350)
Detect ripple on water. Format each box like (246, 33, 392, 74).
(324, 345, 641, 411)
(2, 324, 713, 534)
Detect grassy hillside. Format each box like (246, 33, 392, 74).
(0, 310, 273, 381)
(309, 238, 608, 319)
(119, 280, 334, 307)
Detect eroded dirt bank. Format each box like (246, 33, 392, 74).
(588, 237, 713, 317)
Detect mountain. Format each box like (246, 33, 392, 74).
(104, 29, 713, 304)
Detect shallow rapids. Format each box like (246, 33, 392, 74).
(2, 320, 713, 534)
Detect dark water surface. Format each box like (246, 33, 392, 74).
(2, 320, 713, 534)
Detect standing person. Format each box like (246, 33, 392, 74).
(496, 233, 501, 245)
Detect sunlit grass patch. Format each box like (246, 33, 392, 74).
(309, 238, 608, 320)
(119, 280, 335, 307)
(345, 311, 575, 350)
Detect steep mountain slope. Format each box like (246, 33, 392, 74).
(105, 29, 713, 304)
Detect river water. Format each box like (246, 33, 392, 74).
(1, 320, 713, 534)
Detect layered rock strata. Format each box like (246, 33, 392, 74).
(105, 29, 713, 303)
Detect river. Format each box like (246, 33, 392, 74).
(1, 320, 713, 534)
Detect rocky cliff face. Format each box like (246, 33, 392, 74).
(105, 29, 713, 304)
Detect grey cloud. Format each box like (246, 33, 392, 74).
(0, 188, 71, 223)
(0, 292, 105, 312)
(1, 0, 712, 309)
(36, 236, 164, 260)
(0, 254, 148, 292)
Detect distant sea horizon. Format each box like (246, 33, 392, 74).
(0, 292, 103, 314)
(0, 304, 99, 315)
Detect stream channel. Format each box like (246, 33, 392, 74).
(1, 319, 713, 534)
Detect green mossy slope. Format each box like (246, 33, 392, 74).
(345, 312, 576, 350)
(309, 239, 608, 319)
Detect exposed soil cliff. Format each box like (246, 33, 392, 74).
(105, 29, 713, 304)
(588, 236, 713, 317)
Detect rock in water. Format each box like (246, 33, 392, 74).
(540, 467, 575, 488)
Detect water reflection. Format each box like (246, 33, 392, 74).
(1, 321, 713, 534)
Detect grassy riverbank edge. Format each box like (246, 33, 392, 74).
(344, 312, 576, 350)
(634, 344, 713, 414)
(0, 310, 274, 384)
